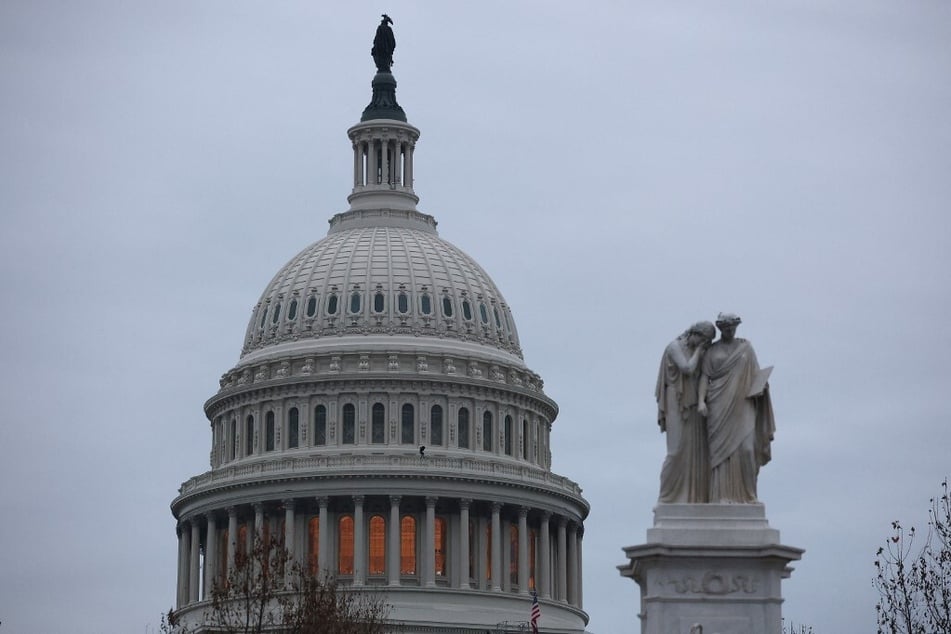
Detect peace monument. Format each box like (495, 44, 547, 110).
(620, 313, 803, 634)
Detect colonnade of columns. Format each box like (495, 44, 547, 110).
(175, 494, 584, 612)
(351, 135, 415, 190)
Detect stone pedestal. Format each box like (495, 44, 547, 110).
(618, 504, 803, 634)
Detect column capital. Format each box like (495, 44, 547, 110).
(227, 506, 238, 519)
(490, 501, 502, 513)
(518, 506, 529, 519)
(558, 515, 568, 528)
(541, 510, 552, 521)
(458, 498, 472, 510)
(205, 511, 218, 523)
(252, 502, 264, 513)
(316, 496, 330, 508)
(389, 495, 402, 506)
(353, 495, 365, 506)
(425, 496, 438, 507)
(282, 498, 295, 510)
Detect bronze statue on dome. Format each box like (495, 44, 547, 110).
(372, 14, 396, 72)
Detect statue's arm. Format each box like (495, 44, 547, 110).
(668, 341, 702, 374)
(697, 371, 709, 416)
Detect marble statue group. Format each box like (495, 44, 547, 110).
(656, 313, 775, 504)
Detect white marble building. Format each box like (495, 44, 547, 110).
(170, 49, 589, 634)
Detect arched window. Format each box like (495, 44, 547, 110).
(462, 299, 472, 321)
(483, 411, 493, 452)
(306, 295, 317, 318)
(435, 517, 447, 577)
(287, 298, 298, 321)
(371, 403, 385, 444)
(259, 306, 268, 329)
(314, 405, 327, 446)
(510, 524, 519, 587)
(430, 405, 443, 446)
(373, 291, 385, 313)
(338, 515, 354, 575)
(441, 295, 453, 318)
(504, 415, 513, 456)
(494, 307, 502, 329)
(230, 418, 237, 460)
(327, 294, 339, 315)
(369, 515, 386, 576)
(468, 519, 475, 584)
(308, 517, 320, 575)
(458, 407, 470, 449)
(401, 404, 414, 444)
(485, 522, 492, 582)
(479, 302, 489, 324)
(237, 524, 249, 560)
(397, 291, 409, 314)
(349, 291, 362, 314)
(271, 302, 281, 324)
(288, 408, 299, 449)
(420, 293, 432, 315)
(245, 415, 254, 456)
(265, 411, 275, 452)
(342, 404, 356, 444)
(522, 419, 529, 460)
(400, 515, 417, 575)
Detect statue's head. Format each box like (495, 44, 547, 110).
(381, 14, 393, 26)
(689, 321, 716, 341)
(715, 312, 742, 328)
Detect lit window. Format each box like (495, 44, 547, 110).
(435, 517, 447, 577)
(510, 524, 519, 586)
(458, 408, 470, 449)
(529, 528, 537, 591)
(401, 404, 414, 444)
(369, 515, 386, 576)
(265, 411, 275, 451)
(338, 515, 354, 575)
(400, 516, 417, 575)
(483, 412, 493, 452)
(342, 404, 355, 444)
(288, 408, 299, 449)
(371, 403, 385, 444)
(314, 405, 327, 446)
(430, 405, 443, 446)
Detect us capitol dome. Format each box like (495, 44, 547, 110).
(171, 20, 589, 634)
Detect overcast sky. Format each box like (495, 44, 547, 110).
(1, 2, 949, 633)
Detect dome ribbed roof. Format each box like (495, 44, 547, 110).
(241, 210, 521, 359)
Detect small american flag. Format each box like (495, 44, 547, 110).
(530, 590, 541, 634)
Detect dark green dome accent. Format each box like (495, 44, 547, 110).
(361, 72, 406, 122)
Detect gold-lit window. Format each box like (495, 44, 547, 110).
(510, 524, 519, 586)
(400, 515, 416, 575)
(529, 528, 537, 590)
(369, 515, 386, 576)
(338, 515, 354, 575)
(435, 517, 447, 577)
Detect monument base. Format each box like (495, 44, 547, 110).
(619, 504, 803, 634)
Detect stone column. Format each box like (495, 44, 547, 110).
(539, 512, 551, 599)
(189, 521, 201, 604)
(353, 142, 361, 187)
(394, 141, 403, 186)
(284, 499, 296, 586)
(176, 524, 186, 608)
(368, 139, 378, 185)
(353, 495, 365, 586)
(424, 496, 437, 587)
(205, 513, 218, 597)
(405, 144, 414, 189)
(458, 499, 471, 589)
(576, 527, 584, 609)
(317, 497, 330, 578)
(567, 522, 578, 606)
(557, 517, 568, 601)
(381, 138, 390, 185)
(490, 502, 502, 592)
(227, 507, 238, 576)
(518, 507, 529, 595)
(388, 496, 401, 585)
